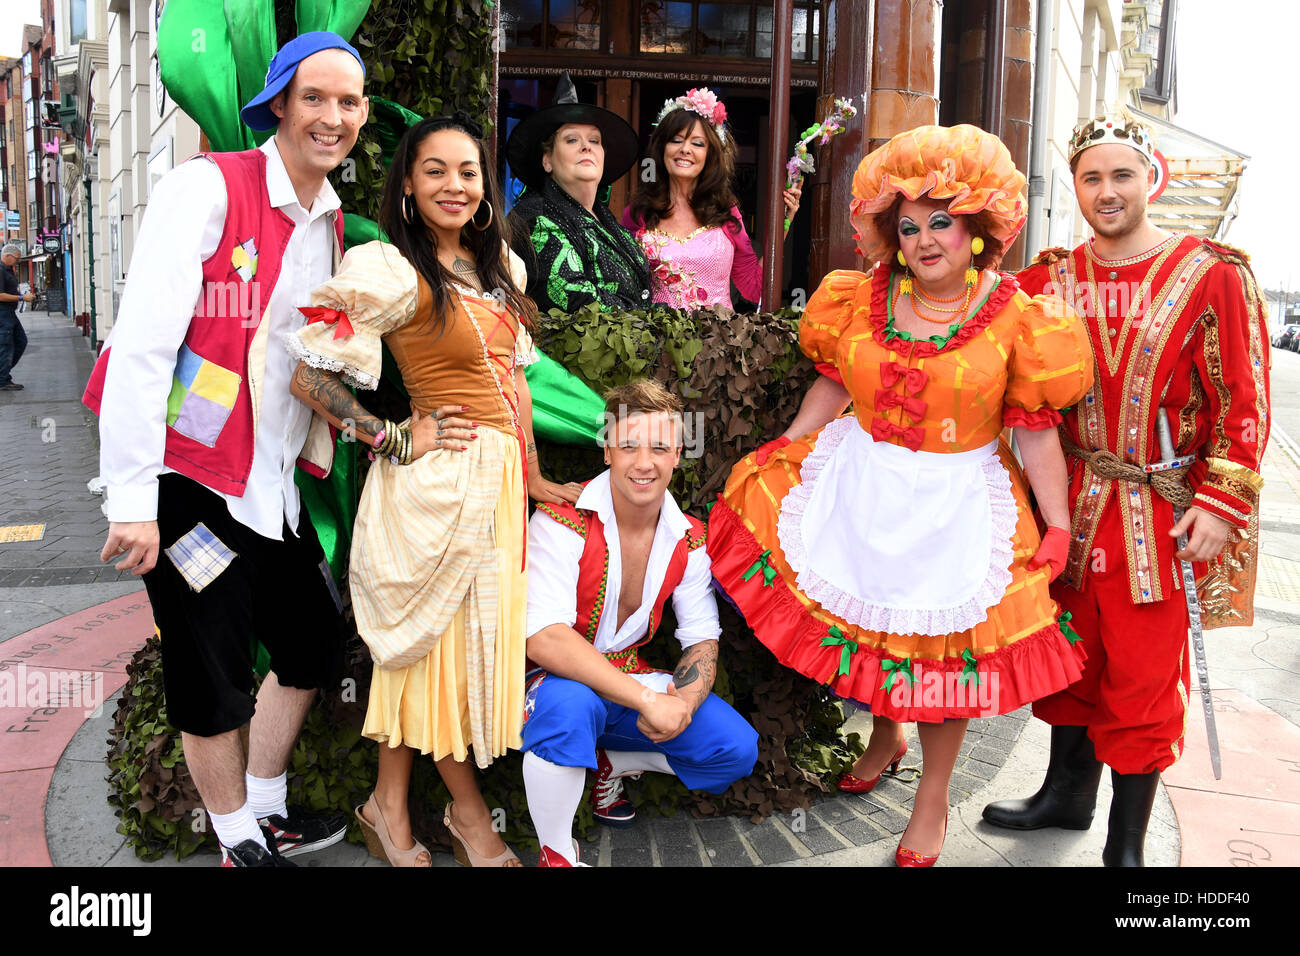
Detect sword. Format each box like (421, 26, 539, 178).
(1155, 411, 1223, 779)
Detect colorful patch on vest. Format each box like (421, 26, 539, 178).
(166, 344, 241, 448)
(231, 236, 258, 282)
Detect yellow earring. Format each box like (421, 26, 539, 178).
(965, 237, 983, 287)
(896, 250, 914, 294)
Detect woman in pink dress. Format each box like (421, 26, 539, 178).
(621, 89, 801, 310)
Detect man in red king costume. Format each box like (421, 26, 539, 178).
(983, 111, 1271, 865)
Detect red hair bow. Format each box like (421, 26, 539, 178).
(871, 417, 925, 451)
(879, 361, 927, 394)
(299, 306, 355, 340)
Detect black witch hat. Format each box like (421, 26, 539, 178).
(504, 72, 640, 192)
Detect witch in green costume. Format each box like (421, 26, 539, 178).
(505, 73, 652, 316)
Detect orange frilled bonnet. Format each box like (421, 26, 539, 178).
(849, 124, 1027, 263)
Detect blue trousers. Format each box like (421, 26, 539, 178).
(0, 315, 26, 386)
(521, 672, 759, 794)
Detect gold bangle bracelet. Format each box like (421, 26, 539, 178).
(376, 419, 398, 457)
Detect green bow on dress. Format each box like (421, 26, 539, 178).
(820, 625, 858, 678)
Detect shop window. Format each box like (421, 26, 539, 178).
(640, 1, 693, 53)
(641, 1, 820, 60)
(696, 3, 751, 57)
(504, 0, 602, 51)
(755, 4, 819, 61)
(71, 0, 88, 45)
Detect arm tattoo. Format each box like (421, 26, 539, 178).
(673, 640, 718, 702)
(291, 363, 383, 440)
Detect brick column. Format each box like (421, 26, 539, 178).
(810, 0, 941, 283)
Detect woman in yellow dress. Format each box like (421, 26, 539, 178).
(288, 113, 580, 866)
(707, 125, 1094, 866)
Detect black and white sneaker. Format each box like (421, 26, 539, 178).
(220, 828, 296, 867)
(259, 806, 349, 858)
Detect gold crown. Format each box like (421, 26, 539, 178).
(1068, 113, 1156, 164)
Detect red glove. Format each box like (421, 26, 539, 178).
(754, 436, 792, 466)
(1028, 526, 1070, 582)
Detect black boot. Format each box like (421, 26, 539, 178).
(982, 725, 1102, 830)
(1102, 769, 1160, 867)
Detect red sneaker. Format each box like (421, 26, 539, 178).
(591, 748, 641, 827)
(538, 842, 588, 867)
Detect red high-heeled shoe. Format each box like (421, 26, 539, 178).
(895, 811, 948, 867)
(837, 742, 907, 794)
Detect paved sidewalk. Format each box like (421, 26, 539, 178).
(2, 311, 1298, 867)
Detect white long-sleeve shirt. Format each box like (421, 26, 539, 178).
(525, 469, 721, 653)
(98, 136, 340, 539)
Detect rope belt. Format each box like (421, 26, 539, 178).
(1061, 433, 1194, 509)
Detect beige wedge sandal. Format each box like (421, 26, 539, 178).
(355, 794, 431, 867)
(444, 801, 521, 867)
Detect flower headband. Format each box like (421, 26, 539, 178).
(654, 88, 728, 143)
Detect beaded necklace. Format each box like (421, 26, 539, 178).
(886, 272, 1000, 347)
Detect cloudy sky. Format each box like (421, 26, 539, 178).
(1, 1, 1291, 290)
(1174, 3, 1296, 294)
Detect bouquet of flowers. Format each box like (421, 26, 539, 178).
(784, 97, 858, 229)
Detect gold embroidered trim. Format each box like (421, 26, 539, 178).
(1206, 458, 1264, 493)
(1194, 493, 1250, 523)
(648, 224, 711, 243)
(1178, 374, 1205, 451)
(1200, 308, 1232, 461)
(1202, 472, 1259, 506)
(1083, 234, 1181, 269)
(1119, 247, 1214, 602)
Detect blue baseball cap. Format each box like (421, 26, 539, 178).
(239, 32, 366, 132)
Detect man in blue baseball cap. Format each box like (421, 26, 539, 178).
(86, 32, 368, 867)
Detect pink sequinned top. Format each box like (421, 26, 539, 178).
(621, 205, 762, 310)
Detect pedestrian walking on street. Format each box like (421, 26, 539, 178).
(0, 243, 34, 390)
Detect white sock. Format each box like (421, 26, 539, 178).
(209, 803, 266, 850)
(244, 771, 288, 820)
(606, 749, 674, 777)
(523, 751, 586, 864)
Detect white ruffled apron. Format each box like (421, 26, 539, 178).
(777, 415, 1018, 637)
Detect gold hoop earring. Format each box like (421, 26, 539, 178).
(402, 194, 414, 224)
(472, 200, 494, 232)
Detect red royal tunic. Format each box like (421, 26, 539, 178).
(1017, 234, 1270, 612)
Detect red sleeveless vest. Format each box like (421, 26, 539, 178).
(82, 149, 345, 495)
(536, 499, 707, 674)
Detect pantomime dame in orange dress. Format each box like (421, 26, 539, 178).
(708, 126, 1094, 866)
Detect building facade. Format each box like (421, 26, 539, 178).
(48, 0, 1215, 339)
